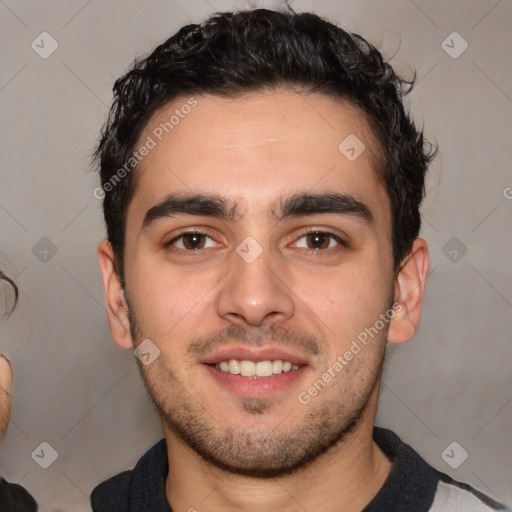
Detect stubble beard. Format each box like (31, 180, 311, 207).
(128, 307, 386, 478)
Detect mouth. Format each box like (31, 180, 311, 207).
(208, 359, 303, 378)
(200, 347, 310, 398)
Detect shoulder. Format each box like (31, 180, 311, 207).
(90, 438, 169, 512)
(0, 478, 38, 511)
(428, 473, 510, 512)
(91, 469, 132, 512)
(370, 427, 510, 512)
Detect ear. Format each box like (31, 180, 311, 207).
(97, 239, 133, 349)
(387, 238, 429, 345)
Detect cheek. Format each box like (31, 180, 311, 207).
(128, 253, 221, 335)
(290, 259, 392, 344)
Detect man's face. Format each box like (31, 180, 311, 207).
(122, 90, 395, 476)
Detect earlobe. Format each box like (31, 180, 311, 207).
(387, 238, 430, 345)
(97, 239, 133, 350)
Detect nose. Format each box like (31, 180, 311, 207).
(216, 241, 295, 326)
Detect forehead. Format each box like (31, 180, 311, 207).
(127, 89, 389, 226)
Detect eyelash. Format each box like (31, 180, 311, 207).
(165, 229, 348, 254)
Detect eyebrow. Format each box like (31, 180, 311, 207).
(141, 191, 373, 230)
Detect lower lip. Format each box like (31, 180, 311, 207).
(202, 364, 308, 398)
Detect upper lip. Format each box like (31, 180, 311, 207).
(199, 345, 310, 366)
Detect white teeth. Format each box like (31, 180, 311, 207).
(213, 359, 301, 377)
(228, 359, 240, 374)
(240, 360, 256, 377)
(272, 360, 283, 374)
(256, 360, 273, 377)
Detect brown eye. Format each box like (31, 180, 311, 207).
(306, 232, 331, 249)
(168, 232, 218, 251)
(293, 231, 346, 251)
(182, 233, 206, 250)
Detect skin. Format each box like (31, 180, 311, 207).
(99, 89, 429, 512)
(0, 354, 12, 444)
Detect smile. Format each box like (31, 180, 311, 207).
(211, 359, 302, 378)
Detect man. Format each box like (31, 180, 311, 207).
(92, 7, 509, 512)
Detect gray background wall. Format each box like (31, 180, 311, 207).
(0, 0, 510, 510)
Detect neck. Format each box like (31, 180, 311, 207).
(163, 391, 391, 512)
